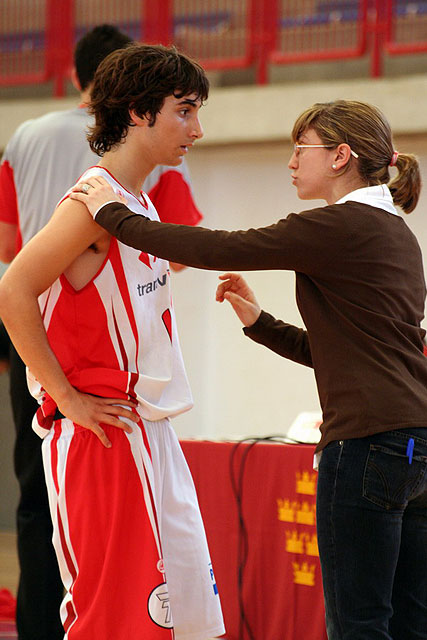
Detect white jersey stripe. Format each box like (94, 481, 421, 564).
(125, 422, 163, 559)
(42, 424, 80, 632)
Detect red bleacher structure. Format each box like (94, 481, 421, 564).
(0, 0, 426, 96)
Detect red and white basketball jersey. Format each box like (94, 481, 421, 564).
(29, 167, 193, 437)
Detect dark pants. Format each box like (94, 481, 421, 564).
(317, 427, 427, 640)
(10, 346, 63, 640)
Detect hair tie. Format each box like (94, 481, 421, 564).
(390, 151, 399, 167)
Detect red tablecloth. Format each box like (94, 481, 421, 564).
(181, 439, 327, 640)
(0, 589, 16, 621)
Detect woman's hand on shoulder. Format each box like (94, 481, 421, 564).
(70, 175, 128, 218)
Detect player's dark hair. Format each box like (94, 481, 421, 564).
(74, 24, 132, 91)
(87, 43, 209, 156)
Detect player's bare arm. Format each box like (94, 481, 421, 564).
(0, 220, 18, 263)
(0, 198, 139, 447)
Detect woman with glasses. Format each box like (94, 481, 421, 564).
(72, 99, 427, 640)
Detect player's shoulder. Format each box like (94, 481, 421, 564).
(81, 167, 118, 189)
(78, 167, 159, 221)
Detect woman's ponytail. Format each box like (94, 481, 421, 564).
(388, 153, 421, 214)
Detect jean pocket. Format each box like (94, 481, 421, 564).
(363, 443, 426, 510)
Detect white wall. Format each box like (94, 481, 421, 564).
(169, 134, 427, 440)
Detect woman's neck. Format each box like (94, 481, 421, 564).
(326, 175, 368, 205)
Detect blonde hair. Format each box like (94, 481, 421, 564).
(291, 100, 421, 213)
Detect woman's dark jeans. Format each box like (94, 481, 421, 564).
(317, 428, 427, 639)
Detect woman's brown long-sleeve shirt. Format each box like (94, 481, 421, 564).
(96, 200, 427, 451)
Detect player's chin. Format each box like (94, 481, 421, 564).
(169, 155, 184, 166)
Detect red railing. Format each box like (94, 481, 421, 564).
(0, 0, 426, 96)
(268, 1, 369, 74)
(385, 0, 427, 56)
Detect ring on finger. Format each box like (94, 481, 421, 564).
(80, 183, 92, 194)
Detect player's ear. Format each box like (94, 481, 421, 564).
(129, 109, 147, 127)
(71, 67, 82, 92)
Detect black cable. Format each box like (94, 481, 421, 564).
(229, 434, 306, 640)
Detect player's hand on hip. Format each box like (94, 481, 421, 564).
(57, 390, 139, 448)
(70, 175, 128, 218)
(216, 273, 261, 327)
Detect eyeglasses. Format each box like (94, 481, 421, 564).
(293, 143, 359, 158)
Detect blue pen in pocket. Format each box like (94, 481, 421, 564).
(406, 438, 414, 465)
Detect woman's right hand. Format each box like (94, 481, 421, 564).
(69, 175, 128, 218)
(216, 273, 261, 327)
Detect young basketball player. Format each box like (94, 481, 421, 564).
(0, 44, 224, 640)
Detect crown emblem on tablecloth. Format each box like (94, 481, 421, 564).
(296, 471, 317, 495)
(277, 499, 297, 522)
(285, 530, 304, 554)
(305, 533, 319, 557)
(295, 501, 316, 526)
(292, 562, 316, 587)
